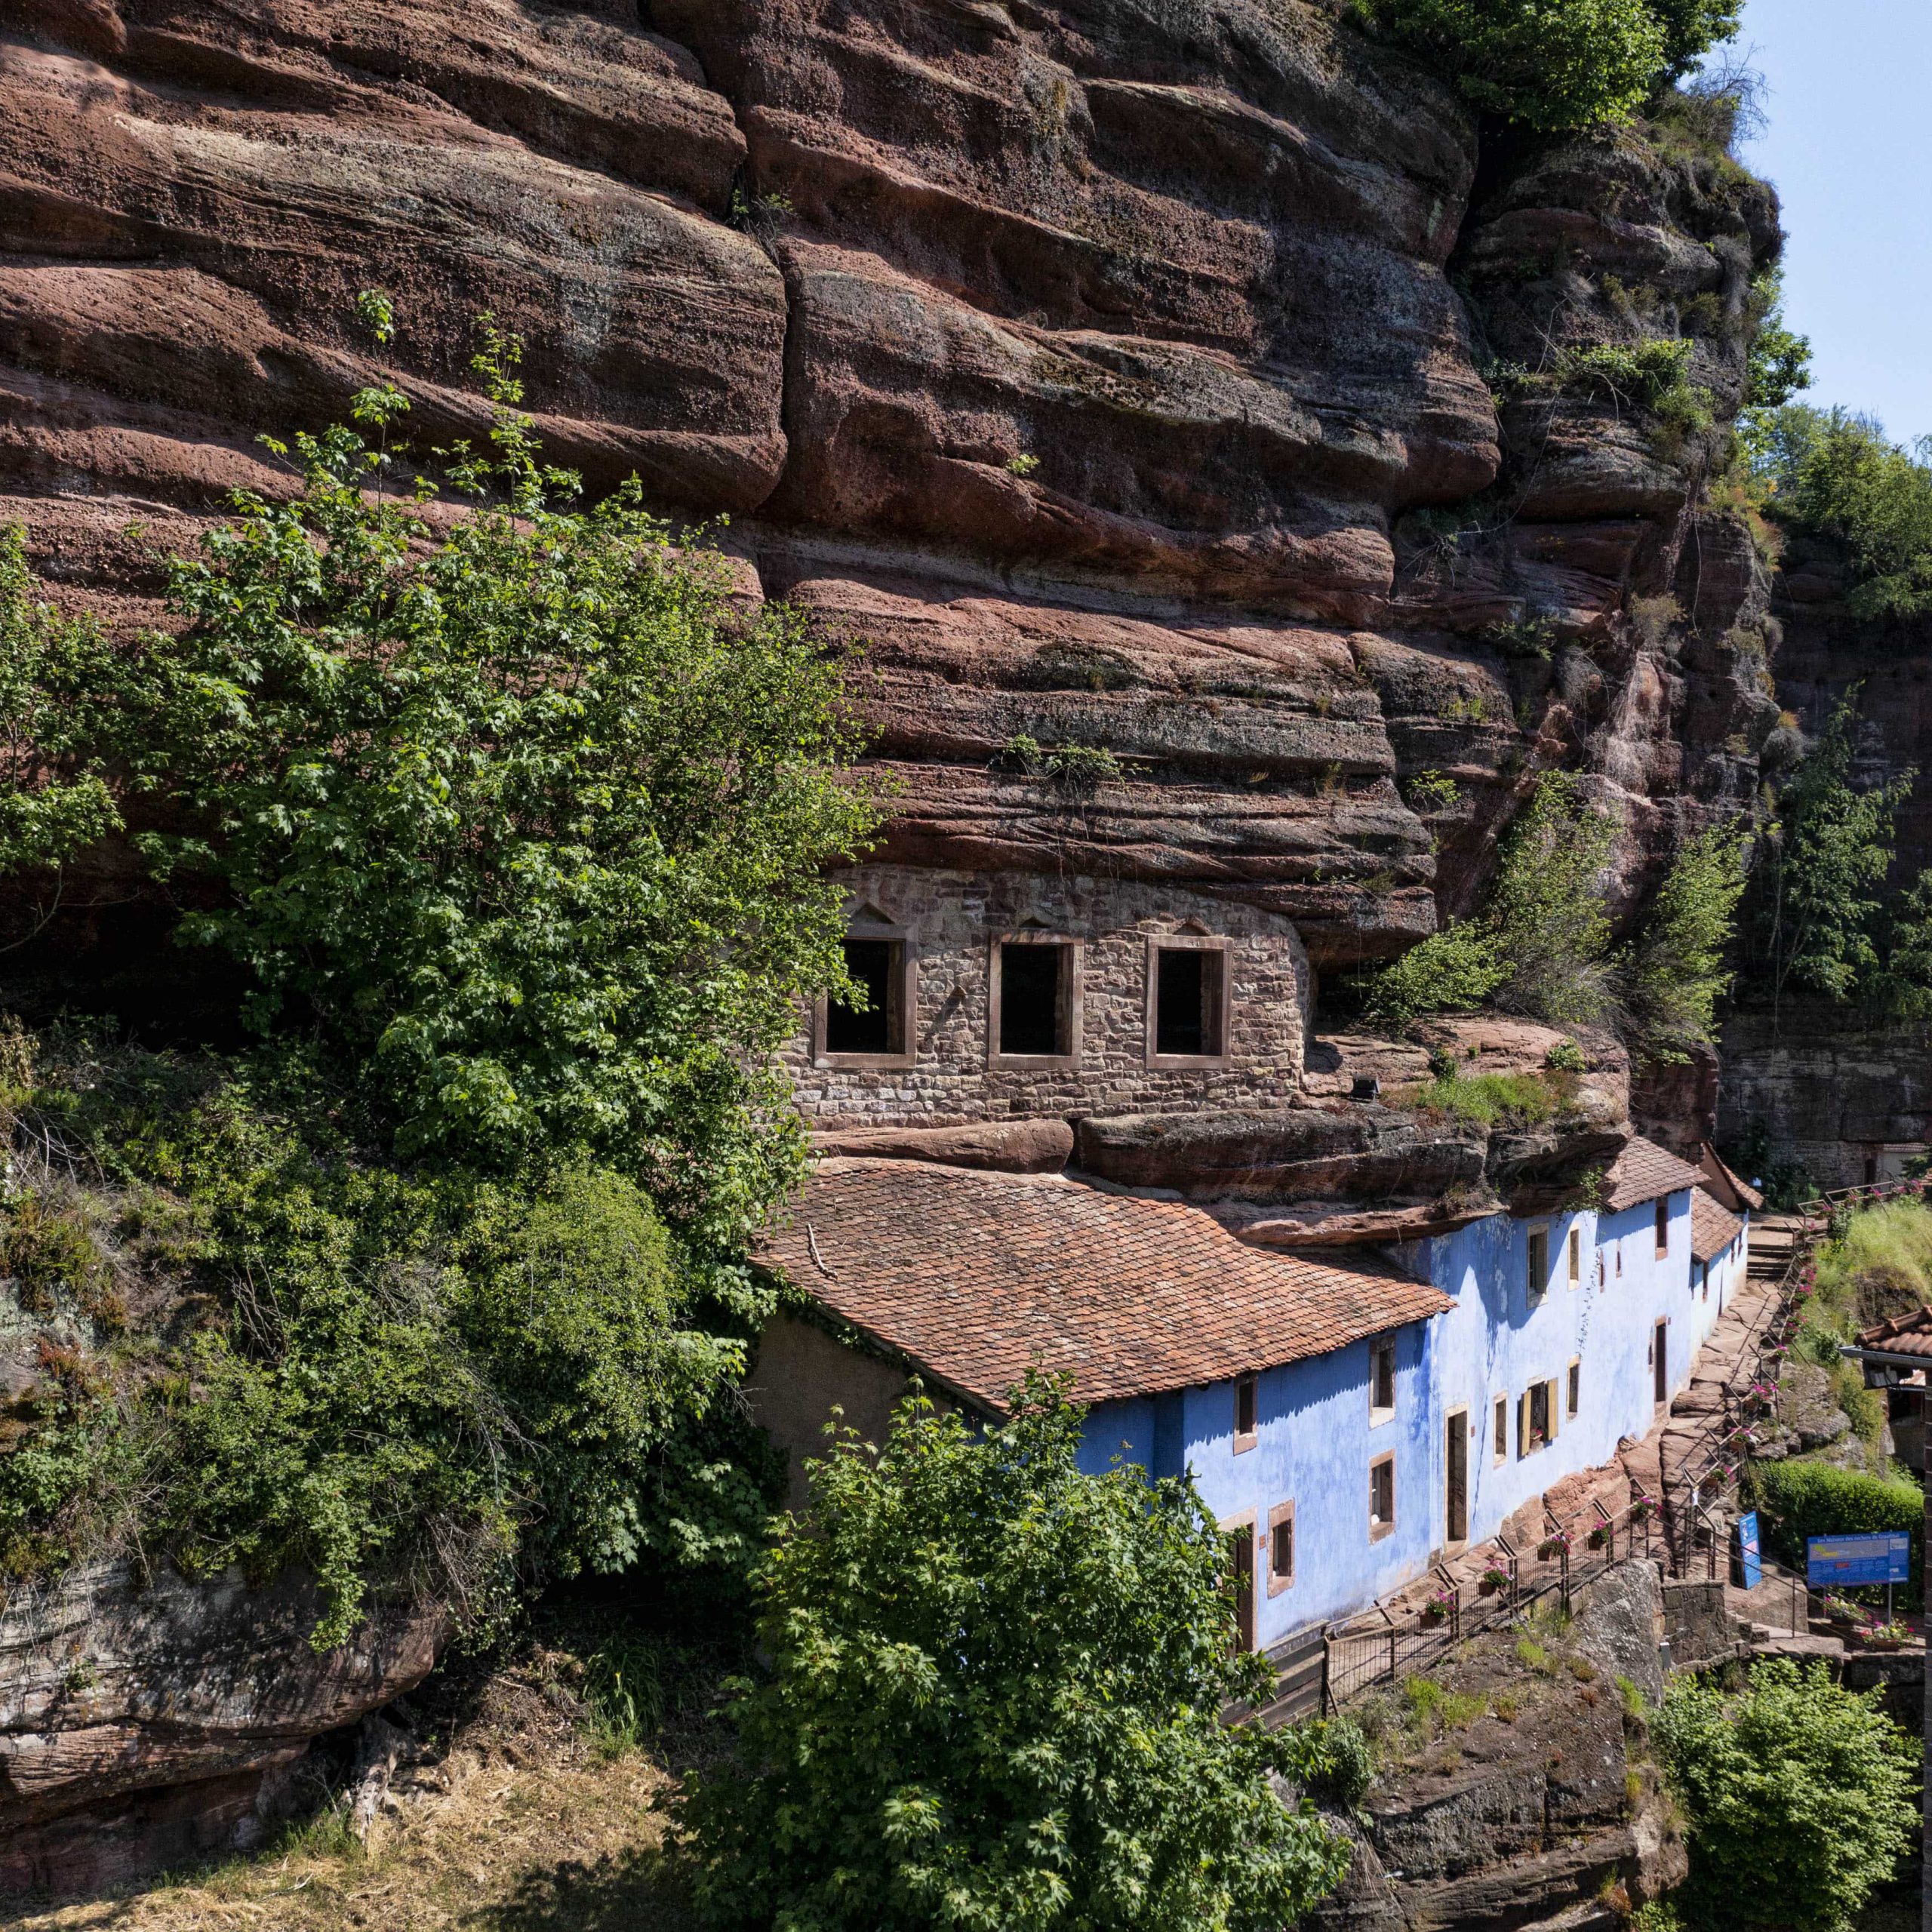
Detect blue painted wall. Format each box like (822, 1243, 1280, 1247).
(1076, 1189, 1704, 1649)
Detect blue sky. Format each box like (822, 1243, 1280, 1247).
(1737, 0, 1932, 446)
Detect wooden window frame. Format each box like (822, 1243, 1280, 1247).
(1144, 934, 1234, 1069)
(1232, 1373, 1260, 1454)
(812, 921, 918, 1071)
(1567, 1226, 1582, 1288)
(1368, 1337, 1397, 1428)
(1654, 1195, 1671, 1260)
(1518, 1378, 1558, 1458)
(1266, 1499, 1296, 1596)
(1526, 1223, 1551, 1306)
(987, 931, 1084, 1070)
(1368, 1451, 1397, 1543)
(1567, 1357, 1581, 1419)
(1492, 1394, 1509, 1467)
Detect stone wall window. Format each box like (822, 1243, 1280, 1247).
(1146, 936, 1231, 1067)
(1519, 1379, 1555, 1456)
(1492, 1395, 1509, 1466)
(1267, 1500, 1296, 1595)
(1567, 1358, 1581, 1418)
(1567, 1227, 1581, 1287)
(1655, 1197, 1670, 1259)
(989, 933, 1082, 1067)
(1233, 1373, 1259, 1452)
(814, 921, 917, 1070)
(1368, 1453, 1396, 1541)
(1368, 1338, 1396, 1426)
(1526, 1224, 1549, 1306)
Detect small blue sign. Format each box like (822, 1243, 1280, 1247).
(1807, 1532, 1912, 1587)
(1734, 1511, 1762, 1591)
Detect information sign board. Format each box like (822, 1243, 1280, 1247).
(1733, 1510, 1762, 1591)
(1806, 1532, 1912, 1587)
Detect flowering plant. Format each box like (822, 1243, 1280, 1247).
(1479, 1566, 1512, 1592)
(1630, 1495, 1657, 1523)
(1537, 1531, 1571, 1560)
(1421, 1588, 1454, 1623)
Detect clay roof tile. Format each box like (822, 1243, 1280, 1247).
(1690, 1191, 1743, 1265)
(1602, 1135, 1706, 1214)
(755, 1158, 1454, 1411)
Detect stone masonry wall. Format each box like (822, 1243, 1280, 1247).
(783, 866, 1311, 1128)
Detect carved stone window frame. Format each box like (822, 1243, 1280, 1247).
(987, 931, 1084, 1071)
(812, 918, 918, 1072)
(1144, 933, 1234, 1070)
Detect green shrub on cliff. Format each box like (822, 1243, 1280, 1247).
(1654, 1658, 1918, 1932)
(0, 316, 876, 1641)
(1618, 825, 1749, 1064)
(1743, 1461, 1922, 1608)
(682, 1377, 1350, 1932)
(1351, 0, 1738, 131)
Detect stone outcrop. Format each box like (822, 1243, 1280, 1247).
(0, 1558, 440, 1895)
(1308, 1564, 1684, 1932)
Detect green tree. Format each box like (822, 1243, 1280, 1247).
(20, 323, 878, 1242)
(1487, 773, 1619, 1025)
(1759, 408, 1932, 619)
(683, 1377, 1351, 1932)
(1653, 1657, 1918, 1932)
(1618, 825, 1749, 1062)
(1351, 0, 1735, 131)
(1755, 694, 1912, 1016)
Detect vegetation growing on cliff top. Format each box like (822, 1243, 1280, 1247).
(682, 1377, 1351, 1932)
(0, 319, 879, 1641)
(1364, 775, 1746, 1064)
(1349, 0, 1739, 131)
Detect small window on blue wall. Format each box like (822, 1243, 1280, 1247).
(1233, 1374, 1258, 1451)
(1369, 1340, 1396, 1424)
(1527, 1225, 1549, 1304)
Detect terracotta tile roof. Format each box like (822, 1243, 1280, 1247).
(1698, 1143, 1764, 1214)
(1603, 1135, 1705, 1214)
(756, 1158, 1454, 1411)
(1854, 1307, 1932, 1358)
(1690, 1191, 1743, 1265)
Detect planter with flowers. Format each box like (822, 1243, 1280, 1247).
(1630, 1495, 1658, 1526)
(1421, 1587, 1455, 1627)
(1586, 1524, 1609, 1551)
(1478, 1566, 1512, 1597)
(1537, 1531, 1571, 1562)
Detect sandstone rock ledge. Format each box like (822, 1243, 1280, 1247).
(0, 1560, 441, 1897)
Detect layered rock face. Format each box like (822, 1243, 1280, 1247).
(2, 0, 1780, 971)
(0, 0, 1793, 1889)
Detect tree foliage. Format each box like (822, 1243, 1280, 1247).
(682, 1377, 1351, 1932)
(1758, 406, 1932, 620)
(1753, 694, 1915, 1014)
(1619, 826, 1749, 1063)
(0, 313, 872, 1640)
(1653, 1658, 1918, 1932)
(1351, 0, 1737, 131)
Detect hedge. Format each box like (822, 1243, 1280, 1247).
(1743, 1460, 1924, 1608)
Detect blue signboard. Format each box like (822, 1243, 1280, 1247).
(1734, 1511, 1762, 1591)
(1807, 1532, 1912, 1587)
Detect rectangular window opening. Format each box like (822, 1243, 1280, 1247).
(998, 941, 1072, 1058)
(1655, 1197, 1670, 1260)
(1369, 1455, 1396, 1539)
(1567, 1227, 1581, 1287)
(1527, 1225, 1549, 1304)
(1493, 1395, 1509, 1465)
(1234, 1374, 1258, 1451)
(1370, 1339, 1396, 1422)
(1567, 1360, 1581, 1418)
(1268, 1502, 1295, 1593)
(1445, 1411, 1469, 1543)
(1153, 945, 1226, 1059)
(825, 937, 906, 1057)
(1526, 1380, 1551, 1454)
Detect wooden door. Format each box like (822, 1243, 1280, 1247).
(1446, 1411, 1469, 1543)
(1231, 1526, 1256, 1651)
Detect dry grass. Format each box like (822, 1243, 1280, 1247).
(2, 1657, 703, 1932)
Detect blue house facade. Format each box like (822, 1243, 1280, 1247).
(754, 1138, 1718, 1660)
(1066, 1139, 1712, 1647)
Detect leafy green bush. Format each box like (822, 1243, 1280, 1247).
(1814, 1196, 1932, 1316)
(1288, 1717, 1376, 1809)
(6, 324, 877, 1237)
(682, 1377, 1350, 1932)
(1361, 921, 1509, 1028)
(1743, 1461, 1922, 1608)
(1653, 1658, 1918, 1932)
(1403, 1069, 1564, 1128)
(1349, 0, 1735, 131)
(1619, 826, 1749, 1063)
(1758, 406, 1932, 619)
(1751, 694, 1914, 1014)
